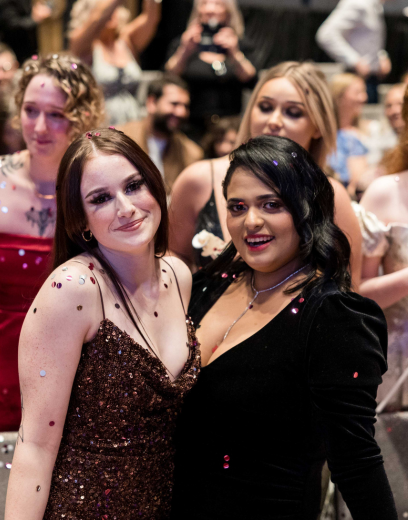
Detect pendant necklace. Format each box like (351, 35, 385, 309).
(219, 264, 308, 347)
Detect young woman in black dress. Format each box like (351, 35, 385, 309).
(171, 135, 397, 520)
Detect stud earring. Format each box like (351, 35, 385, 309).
(82, 230, 93, 242)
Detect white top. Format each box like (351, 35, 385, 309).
(147, 136, 167, 177)
(316, 0, 387, 73)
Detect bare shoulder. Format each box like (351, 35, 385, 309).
(0, 151, 27, 178)
(23, 256, 101, 345)
(360, 174, 399, 214)
(162, 255, 192, 303)
(173, 159, 213, 191)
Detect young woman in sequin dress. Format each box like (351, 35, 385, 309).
(171, 136, 397, 520)
(169, 62, 362, 286)
(5, 129, 200, 519)
(0, 54, 103, 432)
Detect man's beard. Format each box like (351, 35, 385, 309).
(152, 113, 186, 136)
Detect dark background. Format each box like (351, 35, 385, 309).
(139, 0, 408, 84)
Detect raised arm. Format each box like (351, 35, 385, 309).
(165, 22, 202, 75)
(120, 0, 162, 58)
(5, 263, 99, 520)
(69, 0, 123, 60)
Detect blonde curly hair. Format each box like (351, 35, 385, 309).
(14, 53, 105, 139)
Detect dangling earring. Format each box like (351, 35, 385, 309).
(82, 230, 93, 242)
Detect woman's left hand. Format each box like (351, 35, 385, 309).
(213, 27, 239, 57)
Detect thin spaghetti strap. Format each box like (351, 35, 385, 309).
(210, 160, 214, 189)
(161, 258, 187, 316)
(71, 261, 106, 320)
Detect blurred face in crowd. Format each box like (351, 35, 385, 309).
(249, 77, 321, 152)
(20, 74, 71, 162)
(197, 0, 228, 25)
(338, 78, 368, 120)
(148, 85, 190, 136)
(384, 85, 405, 135)
(214, 129, 237, 157)
(0, 50, 18, 94)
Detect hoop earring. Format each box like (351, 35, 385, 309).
(82, 230, 93, 242)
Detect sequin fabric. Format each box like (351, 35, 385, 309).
(44, 318, 200, 520)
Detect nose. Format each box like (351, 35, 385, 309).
(245, 206, 264, 230)
(267, 108, 283, 130)
(116, 192, 136, 219)
(34, 112, 47, 134)
(175, 105, 188, 118)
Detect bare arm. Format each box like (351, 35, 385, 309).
(5, 264, 99, 520)
(168, 161, 212, 270)
(69, 0, 122, 60)
(358, 179, 408, 308)
(347, 155, 368, 199)
(165, 22, 202, 75)
(330, 178, 362, 290)
(213, 28, 256, 83)
(121, 0, 161, 58)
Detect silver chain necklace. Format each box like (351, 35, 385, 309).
(221, 265, 308, 343)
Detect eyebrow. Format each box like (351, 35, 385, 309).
(85, 172, 140, 199)
(227, 193, 281, 203)
(259, 96, 305, 106)
(22, 101, 65, 110)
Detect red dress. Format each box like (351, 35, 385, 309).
(0, 232, 53, 431)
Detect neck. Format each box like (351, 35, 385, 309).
(252, 257, 306, 293)
(28, 152, 59, 194)
(99, 31, 117, 48)
(339, 110, 357, 130)
(98, 242, 159, 295)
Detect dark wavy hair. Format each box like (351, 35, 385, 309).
(206, 135, 351, 295)
(52, 128, 168, 351)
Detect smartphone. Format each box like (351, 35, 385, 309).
(199, 19, 225, 54)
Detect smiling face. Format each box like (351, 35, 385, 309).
(226, 167, 301, 273)
(338, 78, 367, 120)
(21, 73, 71, 162)
(249, 77, 321, 152)
(81, 153, 161, 255)
(149, 84, 190, 135)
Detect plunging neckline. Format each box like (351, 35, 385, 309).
(84, 318, 196, 384)
(203, 297, 299, 369)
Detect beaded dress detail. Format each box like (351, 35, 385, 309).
(44, 269, 200, 519)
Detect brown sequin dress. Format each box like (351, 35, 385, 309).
(43, 313, 200, 520)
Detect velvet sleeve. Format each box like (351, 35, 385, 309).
(306, 292, 397, 520)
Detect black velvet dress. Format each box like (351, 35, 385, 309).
(171, 273, 397, 520)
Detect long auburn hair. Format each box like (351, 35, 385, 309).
(207, 136, 351, 295)
(52, 128, 168, 352)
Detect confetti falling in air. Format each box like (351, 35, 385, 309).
(221, 273, 228, 278)
(56, 283, 62, 289)
(353, 372, 358, 378)
(37, 486, 41, 491)
(291, 152, 297, 158)
(291, 308, 299, 314)
(71, 63, 78, 70)
(224, 455, 230, 461)
(51, 273, 56, 279)
(62, 267, 68, 271)
(223, 463, 229, 469)
(299, 298, 304, 303)
(77, 305, 83, 311)
(40, 370, 46, 377)
(154, 312, 158, 317)
(90, 277, 95, 285)
(164, 284, 168, 289)
(32, 55, 38, 60)
(5, 463, 11, 469)
(33, 308, 37, 313)
(0, 182, 6, 189)
(88, 263, 94, 271)
(66, 275, 72, 281)
(35, 257, 43, 265)
(22, 263, 28, 269)
(273, 160, 278, 166)
(49, 421, 55, 426)
(52, 282, 56, 288)
(115, 303, 120, 309)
